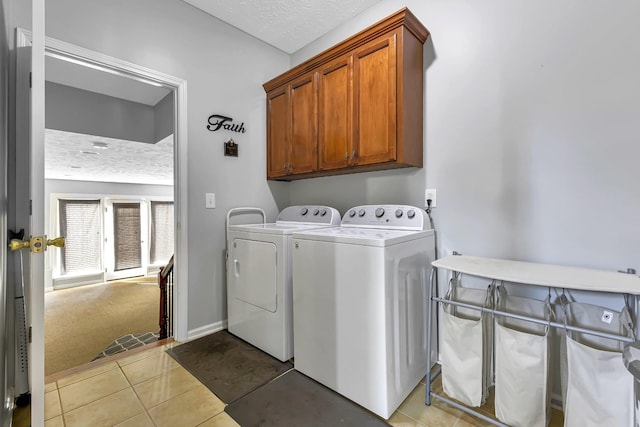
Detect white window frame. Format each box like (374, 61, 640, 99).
(48, 193, 173, 289)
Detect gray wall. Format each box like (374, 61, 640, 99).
(45, 81, 172, 144)
(154, 92, 174, 142)
(291, 0, 640, 274)
(39, 0, 292, 333)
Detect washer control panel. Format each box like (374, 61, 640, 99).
(342, 205, 428, 230)
(276, 205, 341, 225)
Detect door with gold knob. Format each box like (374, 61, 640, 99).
(11, 21, 47, 423)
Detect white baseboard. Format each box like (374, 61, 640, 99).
(52, 272, 105, 290)
(186, 319, 228, 341)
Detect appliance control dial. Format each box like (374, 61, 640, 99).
(375, 208, 385, 218)
(349, 210, 356, 218)
(395, 209, 403, 218)
(320, 209, 327, 216)
(358, 209, 366, 217)
(313, 208, 319, 216)
(300, 208, 308, 216)
(407, 209, 416, 219)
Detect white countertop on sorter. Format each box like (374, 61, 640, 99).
(432, 255, 640, 295)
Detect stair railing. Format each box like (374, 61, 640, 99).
(158, 255, 174, 339)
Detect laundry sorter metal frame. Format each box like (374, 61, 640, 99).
(425, 255, 640, 427)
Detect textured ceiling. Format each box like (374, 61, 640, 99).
(45, 129, 174, 186)
(182, 0, 383, 53)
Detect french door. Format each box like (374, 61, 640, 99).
(104, 200, 148, 280)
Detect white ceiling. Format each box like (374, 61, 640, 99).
(45, 129, 174, 186)
(182, 0, 383, 54)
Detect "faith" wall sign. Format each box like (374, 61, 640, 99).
(206, 114, 246, 133)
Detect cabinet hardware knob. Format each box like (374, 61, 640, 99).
(352, 151, 357, 158)
(345, 152, 349, 159)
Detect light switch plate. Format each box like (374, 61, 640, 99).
(205, 193, 216, 209)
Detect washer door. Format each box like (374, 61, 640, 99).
(231, 238, 277, 312)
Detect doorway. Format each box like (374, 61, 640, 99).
(42, 52, 176, 375)
(15, 29, 189, 416)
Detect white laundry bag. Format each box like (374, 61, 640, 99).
(561, 297, 635, 427)
(441, 277, 493, 407)
(494, 286, 552, 427)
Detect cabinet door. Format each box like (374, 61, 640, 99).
(318, 56, 352, 171)
(266, 86, 289, 178)
(290, 74, 318, 174)
(353, 32, 397, 166)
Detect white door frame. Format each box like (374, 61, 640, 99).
(16, 26, 189, 421)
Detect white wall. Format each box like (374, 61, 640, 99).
(36, 0, 292, 333)
(291, 0, 640, 275)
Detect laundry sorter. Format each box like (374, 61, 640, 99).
(426, 255, 640, 427)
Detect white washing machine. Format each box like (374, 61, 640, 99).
(226, 205, 340, 362)
(292, 205, 435, 419)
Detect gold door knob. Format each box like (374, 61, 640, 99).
(9, 236, 65, 252)
(9, 239, 30, 252)
(47, 237, 65, 248)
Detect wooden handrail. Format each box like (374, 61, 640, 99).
(160, 254, 174, 279)
(158, 255, 174, 339)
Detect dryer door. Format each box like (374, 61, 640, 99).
(231, 238, 277, 312)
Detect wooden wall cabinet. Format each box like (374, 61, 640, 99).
(266, 73, 318, 178)
(264, 8, 429, 180)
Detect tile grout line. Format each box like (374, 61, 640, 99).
(118, 356, 159, 427)
(121, 349, 212, 422)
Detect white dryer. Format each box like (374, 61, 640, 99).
(226, 205, 340, 362)
(292, 205, 435, 419)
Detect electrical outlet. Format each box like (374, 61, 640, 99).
(425, 189, 437, 208)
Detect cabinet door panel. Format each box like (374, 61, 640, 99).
(353, 33, 397, 165)
(318, 57, 352, 170)
(290, 75, 318, 174)
(266, 87, 289, 178)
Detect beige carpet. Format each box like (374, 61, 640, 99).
(45, 276, 160, 375)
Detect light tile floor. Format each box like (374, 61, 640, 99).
(18, 341, 565, 426)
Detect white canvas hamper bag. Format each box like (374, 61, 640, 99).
(561, 298, 635, 427)
(494, 287, 552, 427)
(441, 277, 493, 407)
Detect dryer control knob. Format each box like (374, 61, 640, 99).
(358, 209, 366, 217)
(320, 209, 327, 216)
(349, 210, 356, 218)
(395, 209, 403, 218)
(313, 209, 319, 216)
(375, 208, 385, 218)
(300, 208, 308, 215)
(407, 209, 416, 219)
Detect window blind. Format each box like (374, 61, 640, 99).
(59, 200, 102, 274)
(150, 201, 174, 264)
(113, 203, 141, 271)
